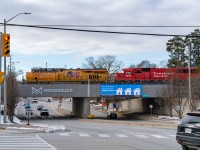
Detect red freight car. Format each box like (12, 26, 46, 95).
(115, 68, 199, 83)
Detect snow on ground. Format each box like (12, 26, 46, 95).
(31, 123, 68, 133)
(0, 116, 22, 124)
(0, 115, 69, 133)
(158, 116, 180, 120)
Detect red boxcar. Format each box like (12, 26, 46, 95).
(115, 68, 199, 83)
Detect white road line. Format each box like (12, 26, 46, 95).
(0, 135, 56, 150)
(98, 134, 110, 137)
(135, 135, 149, 138)
(59, 132, 69, 136)
(36, 134, 56, 150)
(151, 135, 168, 138)
(116, 134, 128, 137)
(168, 135, 176, 137)
(79, 133, 91, 137)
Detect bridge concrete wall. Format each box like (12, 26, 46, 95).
(18, 83, 163, 98)
(18, 84, 99, 97)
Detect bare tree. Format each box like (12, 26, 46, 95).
(159, 72, 188, 119)
(82, 55, 124, 82)
(5, 63, 23, 122)
(190, 77, 200, 111)
(7, 70, 19, 122)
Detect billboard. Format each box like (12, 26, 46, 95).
(100, 84, 142, 96)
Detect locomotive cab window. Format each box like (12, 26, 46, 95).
(126, 72, 131, 75)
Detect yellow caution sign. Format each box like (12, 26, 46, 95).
(0, 72, 4, 84)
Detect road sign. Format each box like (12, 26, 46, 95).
(25, 105, 31, 109)
(0, 72, 4, 84)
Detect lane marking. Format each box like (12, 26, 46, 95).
(151, 135, 168, 138)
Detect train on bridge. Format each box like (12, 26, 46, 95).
(25, 67, 199, 83)
(26, 67, 108, 83)
(115, 67, 199, 83)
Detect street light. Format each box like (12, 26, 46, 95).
(2, 12, 31, 123)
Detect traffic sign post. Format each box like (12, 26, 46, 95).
(149, 105, 153, 116)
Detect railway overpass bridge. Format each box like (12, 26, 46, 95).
(18, 83, 164, 117)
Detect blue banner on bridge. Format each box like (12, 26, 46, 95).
(100, 84, 142, 96)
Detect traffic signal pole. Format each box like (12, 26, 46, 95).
(3, 19, 7, 123)
(0, 32, 2, 124)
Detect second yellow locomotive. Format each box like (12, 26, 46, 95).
(26, 67, 108, 83)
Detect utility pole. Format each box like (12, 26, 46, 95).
(0, 32, 2, 124)
(88, 74, 90, 97)
(188, 42, 192, 110)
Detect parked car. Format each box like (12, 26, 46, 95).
(32, 100, 38, 104)
(37, 105, 44, 110)
(176, 111, 200, 150)
(107, 112, 117, 119)
(40, 108, 49, 116)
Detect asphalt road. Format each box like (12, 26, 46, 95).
(23, 119, 181, 150)
(11, 98, 182, 150)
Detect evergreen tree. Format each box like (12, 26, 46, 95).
(188, 29, 200, 68)
(166, 36, 187, 67)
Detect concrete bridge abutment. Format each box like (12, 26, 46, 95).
(72, 97, 90, 118)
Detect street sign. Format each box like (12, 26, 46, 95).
(0, 72, 4, 84)
(25, 105, 31, 109)
(100, 84, 142, 96)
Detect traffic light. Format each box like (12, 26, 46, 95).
(1, 33, 10, 57)
(0, 72, 4, 84)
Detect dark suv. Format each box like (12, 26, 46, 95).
(176, 111, 200, 150)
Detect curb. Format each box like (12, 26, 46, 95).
(81, 119, 178, 129)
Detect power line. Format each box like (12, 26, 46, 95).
(18, 25, 200, 28)
(0, 23, 199, 37)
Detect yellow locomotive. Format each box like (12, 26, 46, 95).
(26, 67, 108, 83)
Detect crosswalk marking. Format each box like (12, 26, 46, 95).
(98, 134, 110, 137)
(79, 133, 91, 137)
(151, 135, 168, 138)
(0, 134, 56, 150)
(116, 134, 128, 137)
(135, 135, 149, 138)
(58, 132, 174, 139)
(59, 132, 69, 136)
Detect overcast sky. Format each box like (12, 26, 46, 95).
(0, 0, 200, 79)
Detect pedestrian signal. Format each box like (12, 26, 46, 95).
(1, 33, 10, 57)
